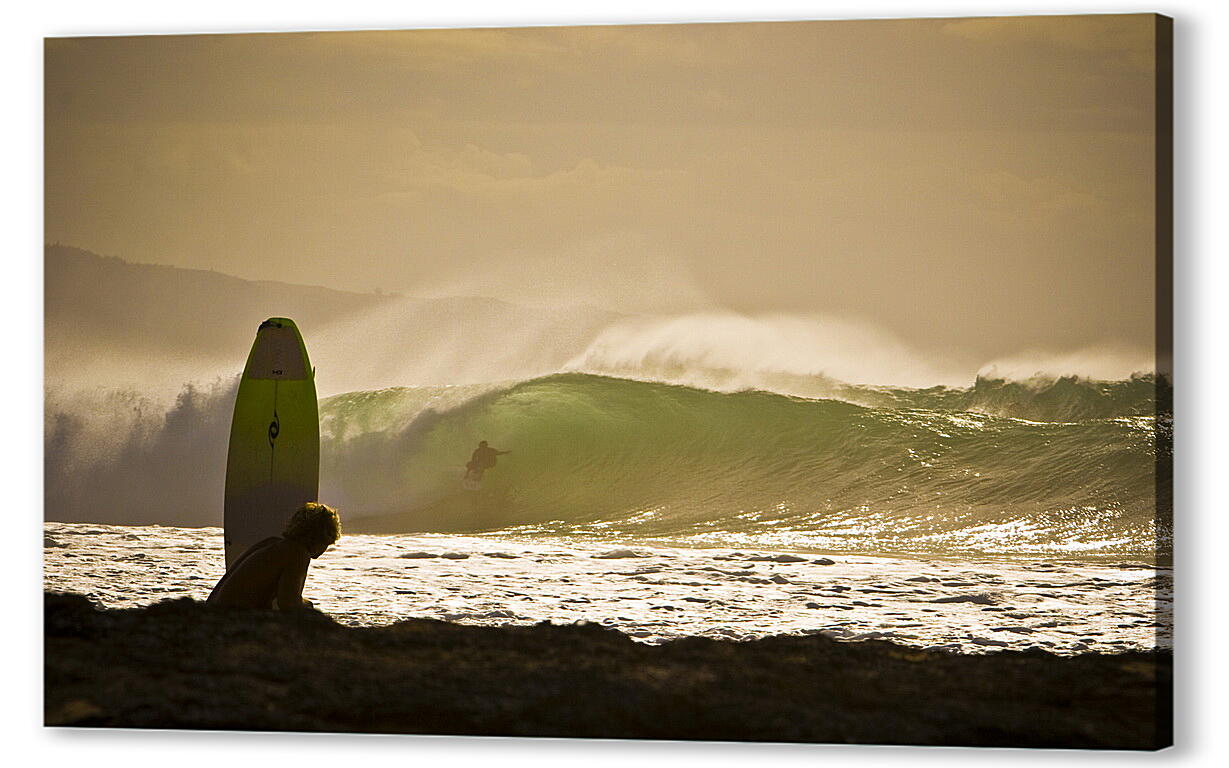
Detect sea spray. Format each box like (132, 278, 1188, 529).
(322, 374, 1164, 560)
(45, 378, 237, 527)
(45, 372, 1168, 561)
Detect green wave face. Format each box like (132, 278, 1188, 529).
(320, 373, 1167, 562)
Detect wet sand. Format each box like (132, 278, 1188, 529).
(44, 592, 1171, 749)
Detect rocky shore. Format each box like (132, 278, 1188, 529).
(44, 592, 1171, 749)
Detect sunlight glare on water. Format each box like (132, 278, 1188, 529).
(44, 522, 1170, 656)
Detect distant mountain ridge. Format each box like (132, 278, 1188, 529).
(44, 244, 625, 395)
(47, 244, 397, 358)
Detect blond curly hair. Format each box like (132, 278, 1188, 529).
(282, 502, 341, 546)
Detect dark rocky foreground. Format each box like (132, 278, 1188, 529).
(45, 592, 1171, 749)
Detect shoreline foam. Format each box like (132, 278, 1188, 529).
(44, 522, 1170, 655)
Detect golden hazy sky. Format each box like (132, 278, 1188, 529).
(45, 14, 1159, 362)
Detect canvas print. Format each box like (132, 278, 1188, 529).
(44, 14, 1172, 749)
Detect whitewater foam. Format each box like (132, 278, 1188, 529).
(45, 371, 1169, 563)
(43, 522, 1170, 655)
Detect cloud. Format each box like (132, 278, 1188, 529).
(941, 14, 1154, 72)
(300, 28, 572, 72)
(299, 24, 710, 76)
(45, 19, 1158, 363)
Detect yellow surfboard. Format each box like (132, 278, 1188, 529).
(223, 318, 319, 568)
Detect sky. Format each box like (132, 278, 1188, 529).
(45, 14, 1160, 369)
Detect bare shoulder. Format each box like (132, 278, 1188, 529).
(270, 538, 311, 566)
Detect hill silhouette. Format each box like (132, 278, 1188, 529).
(45, 244, 623, 395)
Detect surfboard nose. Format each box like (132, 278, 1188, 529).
(243, 317, 313, 380)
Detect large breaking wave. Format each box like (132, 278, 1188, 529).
(45, 372, 1169, 562)
(319, 373, 1169, 561)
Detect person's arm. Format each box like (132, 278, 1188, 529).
(497, 449, 511, 455)
(274, 546, 312, 610)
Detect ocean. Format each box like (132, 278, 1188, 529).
(44, 371, 1171, 656)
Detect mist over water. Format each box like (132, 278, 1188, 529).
(44, 366, 1168, 563)
(45, 248, 1165, 559)
(565, 313, 971, 388)
(45, 378, 238, 528)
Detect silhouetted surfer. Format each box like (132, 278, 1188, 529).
(207, 503, 341, 610)
(465, 440, 510, 482)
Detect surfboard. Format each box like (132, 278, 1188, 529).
(223, 318, 319, 569)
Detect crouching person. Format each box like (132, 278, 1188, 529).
(208, 502, 341, 610)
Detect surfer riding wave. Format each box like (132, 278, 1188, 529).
(465, 440, 511, 482)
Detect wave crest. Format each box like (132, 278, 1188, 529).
(329, 374, 1166, 560)
(44, 372, 1168, 561)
